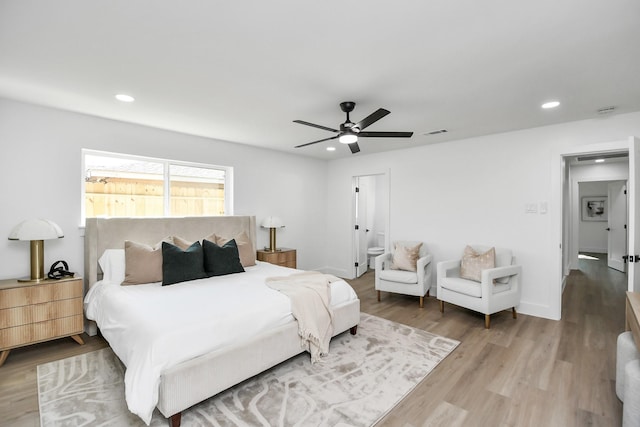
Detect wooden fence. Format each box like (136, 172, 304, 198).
(85, 177, 225, 217)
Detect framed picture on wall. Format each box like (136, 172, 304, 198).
(581, 196, 608, 221)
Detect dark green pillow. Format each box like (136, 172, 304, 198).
(162, 241, 207, 286)
(203, 238, 245, 276)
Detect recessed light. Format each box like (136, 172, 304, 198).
(115, 94, 135, 103)
(595, 159, 605, 163)
(541, 101, 560, 109)
(326, 146, 336, 151)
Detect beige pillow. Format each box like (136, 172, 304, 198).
(123, 238, 171, 285)
(391, 242, 422, 272)
(208, 231, 256, 267)
(171, 236, 194, 251)
(460, 246, 496, 282)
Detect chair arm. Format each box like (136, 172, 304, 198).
(375, 252, 393, 271)
(417, 254, 433, 284)
(480, 265, 522, 301)
(481, 265, 522, 283)
(437, 259, 461, 281)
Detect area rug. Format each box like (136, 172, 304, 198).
(37, 313, 459, 426)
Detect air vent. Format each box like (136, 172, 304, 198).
(597, 106, 616, 115)
(425, 129, 448, 135)
(576, 152, 628, 162)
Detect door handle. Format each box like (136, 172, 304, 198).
(606, 227, 611, 231)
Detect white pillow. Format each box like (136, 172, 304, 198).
(98, 249, 126, 284)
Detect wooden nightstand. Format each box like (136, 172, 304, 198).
(257, 248, 297, 269)
(0, 276, 85, 367)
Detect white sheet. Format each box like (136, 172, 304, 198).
(84, 261, 357, 424)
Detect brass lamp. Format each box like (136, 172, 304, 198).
(8, 219, 64, 282)
(261, 216, 284, 252)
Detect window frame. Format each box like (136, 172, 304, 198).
(81, 149, 233, 224)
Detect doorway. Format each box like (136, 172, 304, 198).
(353, 172, 389, 278)
(555, 137, 639, 321)
(575, 179, 628, 273)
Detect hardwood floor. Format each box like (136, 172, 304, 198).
(0, 332, 108, 426)
(0, 253, 626, 426)
(353, 252, 626, 427)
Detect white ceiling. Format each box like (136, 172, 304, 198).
(1, 1, 639, 160)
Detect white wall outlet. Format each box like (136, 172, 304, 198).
(525, 203, 538, 213)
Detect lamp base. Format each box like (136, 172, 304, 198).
(17, 277, 51, 283)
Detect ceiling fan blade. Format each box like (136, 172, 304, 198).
(359, 131, 414, 138)
(348, 142, 360, 154)
(294, 135, 339, 148)
(293, 120, 339, 133)
(355, 108, 390, 131)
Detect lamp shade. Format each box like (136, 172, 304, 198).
(261, 216, 284, 228)
(8, 219, 64, 241)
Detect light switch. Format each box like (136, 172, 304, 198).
(539, 201, 548, 214)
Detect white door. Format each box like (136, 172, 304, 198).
(354, 179, 368, 278)
(608, 181, 627, 272)
(628, 137, 640, 292)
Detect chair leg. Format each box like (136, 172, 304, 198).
(426, 289, 430, 297)
(377, 290, 380, 302)
(419, 296, 424, 308)
(485, 314, 491, 329)
(439, 300, 444, 313)
(512, 307, 517, 319)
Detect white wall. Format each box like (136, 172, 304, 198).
(4, 96, 640, 321)
(325, 110, 640, 320)
(0, 98, 329, 280)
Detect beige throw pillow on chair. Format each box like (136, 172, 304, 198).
(391, 242, 423, 272)
(460, 245, 496, 282)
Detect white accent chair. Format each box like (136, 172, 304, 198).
(437, 245, 522, 328)
(375, 241, 433, 308)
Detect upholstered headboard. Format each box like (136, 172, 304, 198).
(84, 216, 257, 290)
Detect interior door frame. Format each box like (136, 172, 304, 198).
(351, 170, 390, 279)
(552, 137, 634, 320)
(570, 176, 628, 270)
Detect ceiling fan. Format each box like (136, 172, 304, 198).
(293, 101, 413, 154)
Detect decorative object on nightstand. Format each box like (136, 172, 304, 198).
(257, 248, 297, 269)
(261, 216, 285, 252)
(0, 276, 85, 367)
(8, 218, 64, 282)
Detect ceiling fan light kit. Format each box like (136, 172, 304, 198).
(338, 132, 358, 144)
(294, 101, 413, 154)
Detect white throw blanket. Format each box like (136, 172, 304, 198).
(266, 271, 339, 362)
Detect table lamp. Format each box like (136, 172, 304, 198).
(8, 219, 64, 282)
(261, 216, 284, 252)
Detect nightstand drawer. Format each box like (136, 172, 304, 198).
(257, 248, 297, 269)
(0, 280, 82, 310)
(0, 315, 84, 349)
(273, 251, 295, 265)
(0, 298, 83, 328)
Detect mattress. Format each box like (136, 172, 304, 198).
(84, 261, 358, 424)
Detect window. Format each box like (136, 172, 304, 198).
(82, 150, 232, 221)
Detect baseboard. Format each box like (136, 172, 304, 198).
(517, 301, 559, 321)
(578, 247, 606, 254)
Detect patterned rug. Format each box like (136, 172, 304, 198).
(37, 314, 458, 426)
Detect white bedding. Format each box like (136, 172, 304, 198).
(84, 261, 357, 424)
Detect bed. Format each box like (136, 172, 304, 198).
(83, 216, 360, 426)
